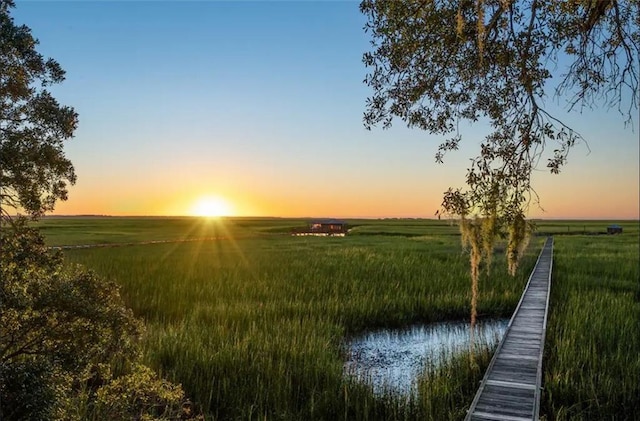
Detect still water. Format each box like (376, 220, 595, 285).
(343, 318, 508, 395)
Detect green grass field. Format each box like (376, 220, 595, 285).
(37, 217, 639, 420)
(542, 232, 640, 420)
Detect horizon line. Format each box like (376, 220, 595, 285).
(38, 214, 640, 222)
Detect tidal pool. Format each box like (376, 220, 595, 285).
(343, 318, 509, 395)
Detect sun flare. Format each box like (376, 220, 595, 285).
(192, 196, 233, 217)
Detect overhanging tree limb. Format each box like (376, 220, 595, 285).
(361, 0, 638, 343)
(361, 0, 638, 234)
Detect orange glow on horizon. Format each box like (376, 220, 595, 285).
(45, 172, 638, 219)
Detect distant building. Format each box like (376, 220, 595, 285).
(310, 219, 347, 234)
(292, 219, 348, 236)
(607, 224, 623, 234)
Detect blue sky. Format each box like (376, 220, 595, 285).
(12, 1, 639, 218)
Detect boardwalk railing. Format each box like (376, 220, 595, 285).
(466, 237, 554, 421)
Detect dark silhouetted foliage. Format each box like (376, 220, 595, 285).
(0, 0, 78, 220)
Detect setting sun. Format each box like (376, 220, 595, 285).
(191, 196, 233, 217)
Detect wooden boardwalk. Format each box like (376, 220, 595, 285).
(466, 237, 554, 421)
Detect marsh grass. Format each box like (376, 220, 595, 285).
(50, 217, 640, 419)
(60, 219, 540, 420)
(542, 230, 640, 420)
(414, 341, 495, 421)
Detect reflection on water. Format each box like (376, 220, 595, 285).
(343, 318, 508, 395)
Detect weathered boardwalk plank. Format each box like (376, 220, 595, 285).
(466, 237, 553, 421)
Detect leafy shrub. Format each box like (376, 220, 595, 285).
(0, 359, 73, 421)
(0, 222, 202, 420)
(94, 363, 202, 421)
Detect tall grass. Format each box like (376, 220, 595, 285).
(62, 224, 539, 420)
(542, 231, 640, 420)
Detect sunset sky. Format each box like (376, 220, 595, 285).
(13, 2, 639, 219)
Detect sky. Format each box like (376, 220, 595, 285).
(12, 1, 640, 219)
